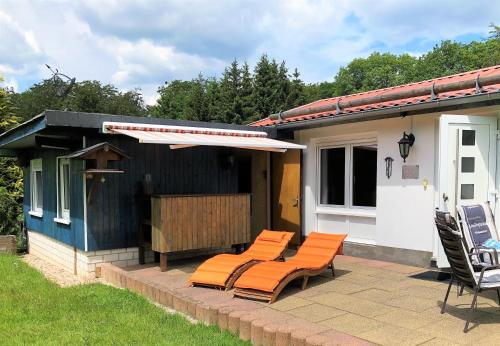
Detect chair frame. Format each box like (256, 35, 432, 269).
(191, 247, 288, 291)
(436, 210, 500, 333)
(233, 260, 335, 303)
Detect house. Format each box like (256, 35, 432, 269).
(2, 65, 499, 275)
(0, 111, 304, 277)
(253, 65, 500, 267)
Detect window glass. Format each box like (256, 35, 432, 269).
(320, 148, 345, 205)
(35, 170, 43, 209)
(62, 163, 70, 209)
(461, 157, 475, 173)
(352, 146, 377, 207)
(461, 184, 474, 200)
(462, 130, 475, 146)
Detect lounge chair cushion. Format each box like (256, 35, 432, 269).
(189, 254, 254, 287)
(287, 232, 345, 269)
(189, 230, 294, 287)
(234, 232, 347, 293)
(257, 230, 285, 243)
(457, 203, 498, 265)
(233, 261, 298, 292)
(475, 269, 500, 289)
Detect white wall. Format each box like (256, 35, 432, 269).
(297, 115, 438, 253)
(297, 106, 500, 259)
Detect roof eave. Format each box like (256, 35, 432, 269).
(0, 112, 47, 148)
(272, 91, 500, 131)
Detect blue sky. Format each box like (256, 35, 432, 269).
(0, 0, 498, 104)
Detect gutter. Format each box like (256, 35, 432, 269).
(273, 91, 500, 131)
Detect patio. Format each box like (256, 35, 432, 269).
(99, 253, 500, 346)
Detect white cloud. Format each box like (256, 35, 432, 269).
(0, 0, 497, 104)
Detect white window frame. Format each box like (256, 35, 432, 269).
(55, 157, 71, 224)
(29, 159, 43, 217)
(316, 136, 377, 216)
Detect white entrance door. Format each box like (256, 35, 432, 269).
(436, 114, 497, 267)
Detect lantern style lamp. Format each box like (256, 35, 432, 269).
(398, 132, 415, 162)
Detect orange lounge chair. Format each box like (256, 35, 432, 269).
(189, 230, 294, 290)
(233, 232, 347, 303)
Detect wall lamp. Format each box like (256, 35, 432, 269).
(398, 132, 415, 162)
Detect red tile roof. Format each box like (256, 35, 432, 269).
(252, 65, 500, 127)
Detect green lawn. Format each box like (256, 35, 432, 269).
(0, 254, 248, 345)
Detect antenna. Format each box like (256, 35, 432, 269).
(45, 64, 76, 98)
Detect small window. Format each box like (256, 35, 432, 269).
(57, 158, 71, 220)
(352, 146, 377, 207)
(461, 184, 474, 200)
(30, 159, 43, 215)
(320, 147, 345, 205)
(462, 130, 475, 146)
(461, 157, 475, 173)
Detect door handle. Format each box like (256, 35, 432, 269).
(292, 198, 299, 207)
(442, 193, 449, 202)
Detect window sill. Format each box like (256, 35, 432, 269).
(314, 206, 376, 218)
(54, 217, 71, 225)
(28, 211, 43, 218)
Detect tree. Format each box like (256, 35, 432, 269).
(0, 75, 23, 237)
(239, 62, 254, 123)
(151, 80, 194, 119)
(187, 73, 209, 122)
(11, 79, 147, 120)
(251, 54, 282, 121)
(286, 68, 306, 109)
(333, 52, 417, 96)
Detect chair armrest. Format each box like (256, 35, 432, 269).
(469, 246, 499, 265)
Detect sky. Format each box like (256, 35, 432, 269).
(0, 0, 498, 105)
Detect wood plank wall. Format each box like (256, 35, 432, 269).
(151, 194, 251, 253)
(86, 136, 247, 251)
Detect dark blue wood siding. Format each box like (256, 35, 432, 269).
(24, 150, 85, 249)
(85, 135, 246, 251)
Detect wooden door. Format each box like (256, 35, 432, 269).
(272, 150, 302, 245)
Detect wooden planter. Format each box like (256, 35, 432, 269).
(151, 194, 251, 270)
(0, 235, 16, 254)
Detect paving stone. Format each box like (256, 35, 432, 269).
(310, 292, 396, 318)
(269, 295, 314, 311)
(349, 288, 398, 303)
(290, 323, 330, 346)
(319, 314, 383, 336)
(385, 296, 438, 312)
(373, 308, 441, 330)
(417, 314, 500, 344)
(288, 303, 347, 323)
(359, 324, 435, 346)
(382, 263, 426, 274)
(306, 329, 375, 346)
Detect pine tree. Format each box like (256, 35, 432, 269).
(187, 73, 209, 121)
(239, 62, 254, 123)
(286, 68, 306, 109)
(252, 54, 282, 120)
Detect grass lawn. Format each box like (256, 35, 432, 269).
(0, 254, 248, 345)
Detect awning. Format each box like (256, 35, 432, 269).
(102, 122, 306, 152)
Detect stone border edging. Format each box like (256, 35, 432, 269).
(98, 263, 375, 346)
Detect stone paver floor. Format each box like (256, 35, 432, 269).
(103, 253, 500, 345)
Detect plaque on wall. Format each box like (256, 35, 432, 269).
(402, 165, 419, 179)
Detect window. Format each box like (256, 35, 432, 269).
(320, 148, 345, 205)
(30, 159, 43, 216)
(57, 158, 71, 221)
(319, 143, 377, 208)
